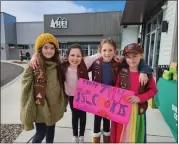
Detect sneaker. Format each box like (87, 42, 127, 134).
(72, 136, 79, 143)
(79, 136, 84, 143)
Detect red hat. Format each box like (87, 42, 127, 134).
(123, 43, 144, 56)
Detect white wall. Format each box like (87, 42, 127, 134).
(120, 25, 139, 50)
(16, 22, 44, 45)
(158, 1, 177, 65)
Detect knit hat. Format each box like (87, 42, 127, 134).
(35, 33, 59, 52)
(123, 43, 144, 56)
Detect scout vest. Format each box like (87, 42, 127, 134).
(33, 63, 65, 105)
(119, 67, 150, 115)
(89, 57, 119, 84)
(33, 67, 46, 105)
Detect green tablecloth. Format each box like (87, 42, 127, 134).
(154, 78, 178, 142)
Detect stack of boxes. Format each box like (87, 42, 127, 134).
(149, 62, 177, 109)
(163, 62, 177, 81)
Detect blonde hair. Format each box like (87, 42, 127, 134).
(99, 38, 117, 51)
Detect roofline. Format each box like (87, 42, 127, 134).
(0, 12, 16, 18)
(16, 21, 44, 23)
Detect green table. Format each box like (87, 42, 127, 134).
(154, 78, 178, 142)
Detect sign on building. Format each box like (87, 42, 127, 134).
(50, 17, 68, 29)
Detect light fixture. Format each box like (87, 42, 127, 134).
(162, 21, 169, 32)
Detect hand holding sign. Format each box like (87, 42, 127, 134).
(73, 78, 134, 124)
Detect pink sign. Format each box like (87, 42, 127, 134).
(73, 78, 134, 124)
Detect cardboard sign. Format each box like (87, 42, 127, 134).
(73, 78, 134, 124)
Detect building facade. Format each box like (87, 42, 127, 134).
(1, 11, 123, 60)
(120, 0, 177, 71)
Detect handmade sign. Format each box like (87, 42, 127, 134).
(73, 78, 134, 124)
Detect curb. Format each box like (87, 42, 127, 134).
(1, 61, 26, 90)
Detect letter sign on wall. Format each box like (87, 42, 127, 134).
(50, 17, 68, 29)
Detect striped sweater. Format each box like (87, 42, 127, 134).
(20, 61, 68, 131)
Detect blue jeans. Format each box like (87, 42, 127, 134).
(32, 123, 55, 143)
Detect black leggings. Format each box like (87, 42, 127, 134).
(32, 123, 55, 143)
(69, 96, 86, 136)
(93, 115, 110, 133)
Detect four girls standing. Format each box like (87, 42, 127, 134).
(21, 32, 157, 143)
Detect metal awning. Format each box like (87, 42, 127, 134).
(120, 0, 165, 25)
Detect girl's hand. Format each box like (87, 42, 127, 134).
(127, 96, 140, 104)
(29, 53, 39, 69)
(139, 73, 148, 86)
(114, 55, 123, 63)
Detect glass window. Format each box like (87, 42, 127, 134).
(151, 17, 157, 31)
(157, 12, 163, 27)
(145, 35, 150, 63)
(155, 29, 162, 66)
(148, 33, 155, 66)
(147, 22, 151, 33)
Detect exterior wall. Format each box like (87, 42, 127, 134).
(16, 22, 44, 58)
(56, 35, 103, 42)
(16, 22, 44, 44)
(158, 1, 177, 65)
(1, 12, 18, 60)
(3, 13, 17, 44)
(170, 6, 178, 62)
(4, 13, 18, 60)
(1, 13, 7, 60)
(120, 25, 139, 51)
(44, 11, 122, 37)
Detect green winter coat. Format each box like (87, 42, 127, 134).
(20, 61, 68, 131)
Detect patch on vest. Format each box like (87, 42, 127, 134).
(35, 99, 41, 105)
(120, 68, 128, 78)
(120, 82, 127, 88)
(96, 60, 100, 65)
(36, 93, 42, 98)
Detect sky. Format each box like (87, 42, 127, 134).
(1, 1, 126, 22)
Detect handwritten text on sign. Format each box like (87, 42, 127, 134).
(73, 79, 134, 124)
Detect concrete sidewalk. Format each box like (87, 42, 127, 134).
(15, 107, 176, 143)
(0, 61, 176, 143)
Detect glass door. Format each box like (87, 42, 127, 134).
(147, 31, 157, 68)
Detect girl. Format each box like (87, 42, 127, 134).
(20, 33, 68, 143)
(29, 43, 121, 143)
(110, 43, 158, 143)
(88, 39, 153, 143)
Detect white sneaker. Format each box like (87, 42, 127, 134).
(72, 136, 79, 143)
(79, 136, 84, 143)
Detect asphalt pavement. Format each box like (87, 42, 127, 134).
(1, 62, 24, 87)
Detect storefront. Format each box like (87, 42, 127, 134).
(1, 11, 123, 60)
(120, 0, 178, 141)
(120, 0, 177, 73)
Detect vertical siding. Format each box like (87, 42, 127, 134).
(121, 25, 139, 50)
(158, 1, 177, 65)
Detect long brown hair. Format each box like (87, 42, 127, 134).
(63, 43, 84, 74)
(36, 42, 62, 84)
(66, 43, 84, 57)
